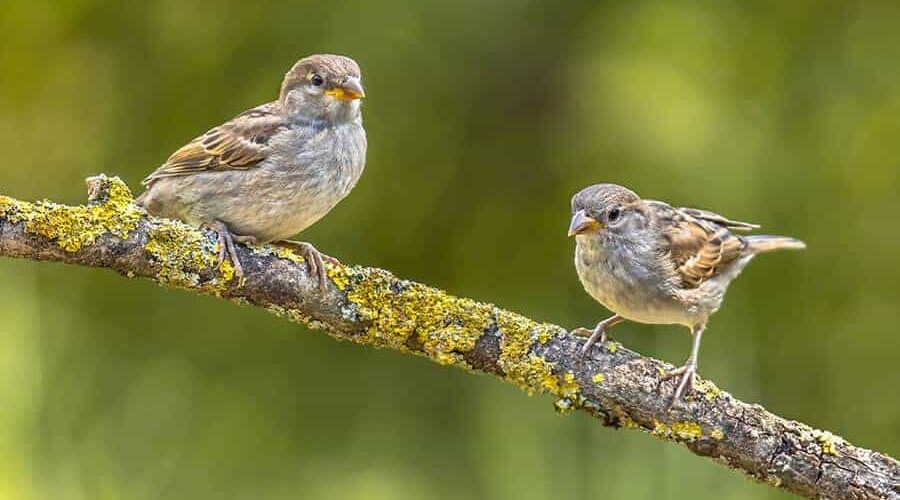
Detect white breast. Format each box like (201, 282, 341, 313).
(574, 236, 698, 326)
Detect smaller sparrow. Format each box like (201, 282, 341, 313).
(136, 54, 367, 290)
(568, 184, 805, 405)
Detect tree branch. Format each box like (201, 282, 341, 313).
(1, 175, 897, 499)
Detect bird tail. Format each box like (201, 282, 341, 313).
(745, 235, 806, 254)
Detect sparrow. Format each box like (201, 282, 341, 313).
(136, 54, 367, 290)
(568, 184, 805, 405)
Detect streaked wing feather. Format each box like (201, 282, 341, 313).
(653, 202, 749, 288)
(142, 103, 287, 186)
(678, 207, 760, 232)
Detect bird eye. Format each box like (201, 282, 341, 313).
(311, 74, 324, 86)
(608, 208, 621, 222)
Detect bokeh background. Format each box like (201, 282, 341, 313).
(1, 1, 898, 498)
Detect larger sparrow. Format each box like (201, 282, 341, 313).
(568, 184, 805, 405)
(137, 54, 367, 289)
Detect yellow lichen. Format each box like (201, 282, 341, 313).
(322, 266, 496, 370)
(0, 195, 15, 217)
(247, 242, 311, 271)
(591, 373, 605, 383)
(549, 371, 583, 414)
(496, 313, 562, 395)
(536, 327, 554, 344)
(694, 378, 722, 401)
(812, 429, 840, 456)
(327, 264, 350, 291)
(554, 398, 576, 415)
(421, 326, 479, 367)
(605, 341, 620, 353)
(651, 419, 668, 437)
(218, 256, 236, 283)
(617, 413, 643, 430)
(269, 245, 307, 265)
(143, 218, 233, 294)
(325, 266, 574, 394)
(266, 304, 312, 325)
(512, 354, 558, 395)
(0, 176, 233, 293)
(559, 372, 580, 397)
(0, 176, 141, 252)
(710, 428, 725, 440)
(670, 421, 703, 440)
(652, 419, 703, 441)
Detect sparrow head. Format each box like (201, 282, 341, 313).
(568, 184, 642, 238)
(280, 54, 365, 122)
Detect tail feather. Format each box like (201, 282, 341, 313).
(745, 235, 806, 254)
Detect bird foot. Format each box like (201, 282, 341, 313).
(274, 240, 338, 294)
(662, 361, 698, 409)
(571, 327, 593, 337)
(572, 325, 610, 359)
(209, 221, 256, 281)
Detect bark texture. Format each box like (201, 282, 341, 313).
(0, 175, 897, 500)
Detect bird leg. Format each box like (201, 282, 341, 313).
(572, 314, 624, 359)
(274, 240, 339, 294)
(663, 323, 706, 408)
(208, 220, 256, 280)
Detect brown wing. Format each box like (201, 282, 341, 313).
(142, 103, 288, 186)
(650, 202, 749, 288)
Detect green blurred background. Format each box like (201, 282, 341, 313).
(1, 1, 898, 498)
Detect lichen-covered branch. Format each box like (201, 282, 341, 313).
(0, 175, 897, 499)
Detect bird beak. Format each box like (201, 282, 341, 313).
(326, 77, 365, 101)
(568, 210, 601, 236)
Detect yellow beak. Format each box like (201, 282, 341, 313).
(568, 210, 601, 236)
(325, 77, 365, 101)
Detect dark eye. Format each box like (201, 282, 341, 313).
(311, 74, 324, 86)
(608, 208, 621, 222)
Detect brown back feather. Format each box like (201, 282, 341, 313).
(651, 201, 752, 288)
(142, 103, 287, 186)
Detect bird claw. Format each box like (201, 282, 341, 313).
(276, 240, 334, 294)
(571, 327, 593, 338)
(318, 252, 341, 266)
(573, 325, 609, 360)
(210, 222, 245, 281)
(216, 232, 228, 267)
(663, 362, 698, 409)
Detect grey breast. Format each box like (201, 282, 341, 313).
(233, 120, 367, 241)
(576, 235, 694, 326)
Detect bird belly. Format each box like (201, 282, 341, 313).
(215, 158, 360, 242)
